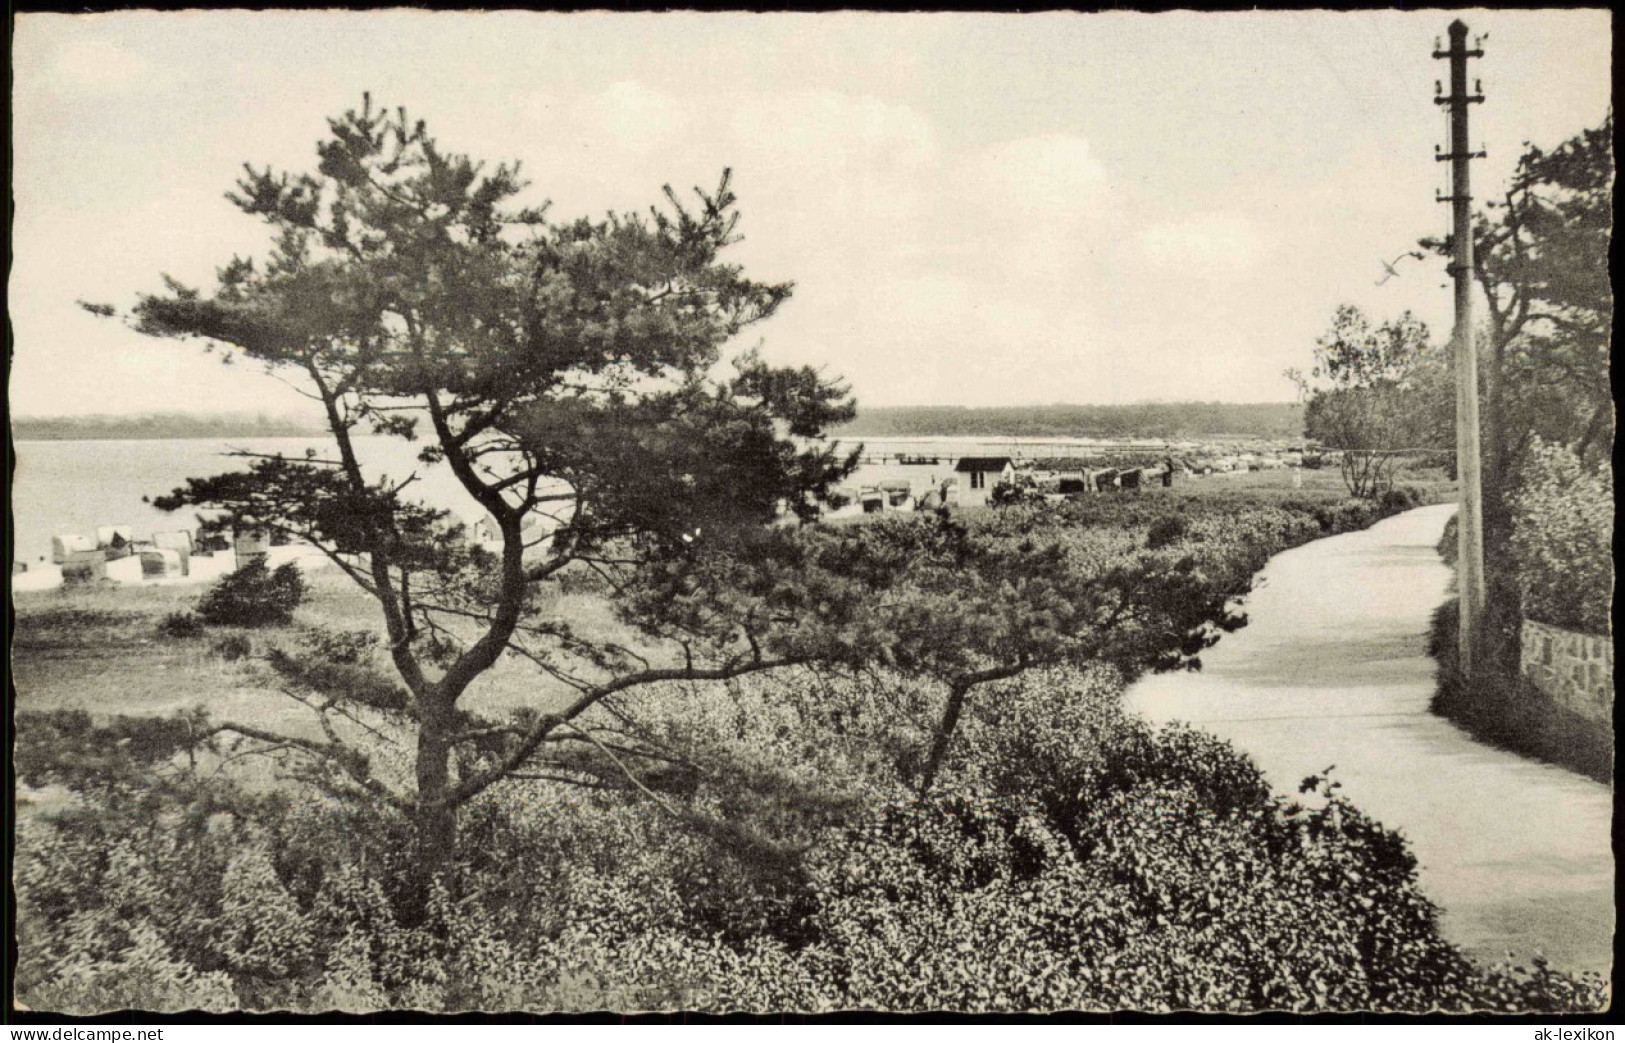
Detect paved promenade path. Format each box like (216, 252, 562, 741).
(1126, 503, 1614, 976)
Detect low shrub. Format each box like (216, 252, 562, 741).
(1437, 512, 1458, 569)
(1380, 483, 1424, 512)
(197, 560, 306, 628)
(157, 611, 205, 639)
(211, 634, 253, 662)
(15, 710, 210, 793)
(1145, 513, 1190, 550)
(22, 923, 239, 1014)
(556, 567, 607, 596)
(293, 625, 380, 665)
(989, 480, 1040, 508)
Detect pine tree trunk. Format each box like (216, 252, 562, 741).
(917, 681, 971, 796)
(407, 709, 456, 922)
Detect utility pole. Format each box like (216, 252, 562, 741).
(1434, 20, 1486, 675)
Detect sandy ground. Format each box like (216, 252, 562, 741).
(1126, 503, 1615, 977)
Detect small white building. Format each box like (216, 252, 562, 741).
(953, 457, 1016, 508)
(139, 548, 187, 578)
(470, 514, 503, 547)
(234, 529, 271, 570)
(61, 556, 108, 586)
(96, 525, 135, 559)
(51, 533, 98, 564)
(877, 479, 915, 509)
(153, 530, 196, 555)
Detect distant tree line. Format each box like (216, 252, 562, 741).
(13, 412, 327, 441)
(832, 402, 1304, 440)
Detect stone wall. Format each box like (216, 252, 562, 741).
(1521, 619, 1614, 724)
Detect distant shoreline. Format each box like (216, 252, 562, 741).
(14, 432, 330, 443)
(832, 402, 1303, 441)
(14, 401, 1305, 443)
(11, 415, 327, 442)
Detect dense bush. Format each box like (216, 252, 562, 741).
(1379, 484, 1425, 513)
(1145, 513, 1190, 550)
(196, 559, 307, 628)
(157, 610, 205, 639)
(15, 710, 210, 794)
(989, 480, 1040, 508)
(262, 626, 407, 714)
(14, 667, 1608, 1014)
(1509, 439, 1613, 634)
(211, 634, 254, 661)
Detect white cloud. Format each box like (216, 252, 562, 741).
(963, 134, 1109, 221)
(1140, 212, 1263, 278)
(900, 133, 1118, 298)
(45, 37, 175, 93)
(589, 81, 694, 151)
(729, 89, 938, 179)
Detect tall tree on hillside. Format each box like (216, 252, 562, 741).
(1289, 306, 1450, 498)
(1416, 115, 1613, 672)
(108, 96, 861, 902)
(1422, 114, 1614, 482)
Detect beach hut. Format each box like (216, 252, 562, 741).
(61, 556, 108, 586)
(51, 533, 98, 564)
(953, 457, 1016, 508)
(878, 478, 914, 508)
(195, 530, 232, 553)
(520, 510, 565, 543)
(140, 548, 185, 579)
(234, 529, 271, 570)
(96, 526, 136, 559)
(859, 488, 887, 514)
(817, 485, 864, 518)
(471, 515, 502, 545)
(153, 530, 195, 555)
(192, 510, 233, 553)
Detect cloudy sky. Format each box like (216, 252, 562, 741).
(10, 9, 1612, 416)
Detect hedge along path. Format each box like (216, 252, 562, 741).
(1126, 503, 1614, 978)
